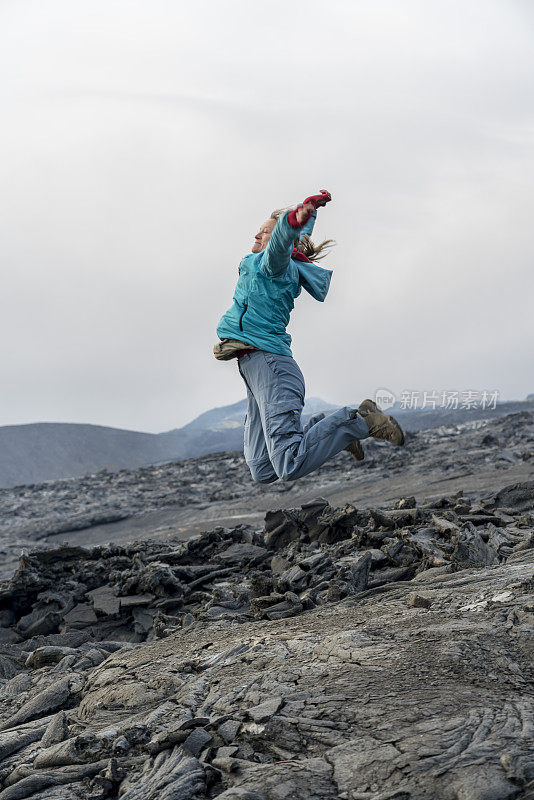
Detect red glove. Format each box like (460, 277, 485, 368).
(303, 189, 332, 209)
(287, 189, 332, 228)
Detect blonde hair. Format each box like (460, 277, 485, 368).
(270, 208, 335, 263)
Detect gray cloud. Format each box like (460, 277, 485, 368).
(1, 0, 533, 432)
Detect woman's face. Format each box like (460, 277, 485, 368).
(252, 218, 276, 253)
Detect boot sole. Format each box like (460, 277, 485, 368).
(345, 439, 365, 461)
(383, 415, 405, 446)
(359, 401, 405, 446)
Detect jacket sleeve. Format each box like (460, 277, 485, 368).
(298, 209, 317, 240)
(298, 261, 333, 302)
(260, 212, 301, 278)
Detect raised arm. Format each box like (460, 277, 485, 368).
(261, 211, 308, 278)
(261, 190, 332, 278)
(298, 209, 317, 240)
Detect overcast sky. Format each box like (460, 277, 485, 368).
(1, 0, 533, 433)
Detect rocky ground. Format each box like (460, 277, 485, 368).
(0, 411, 533, 799)
(1, 411, 533, 580)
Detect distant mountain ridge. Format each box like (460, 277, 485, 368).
(1, 397, 533, 489)
(179, 399, 248, 432)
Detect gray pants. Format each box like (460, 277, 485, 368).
(237, 350, 370, 483)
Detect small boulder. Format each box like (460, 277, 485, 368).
(218, 719, 241, 743)
(248, 697, 283, 722)
(408, 594, 432, 609)
(183, 727, 212, 756)
(217, 543, 269, 566)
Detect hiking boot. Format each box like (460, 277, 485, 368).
(344, 439, 365, 461)
(358, 398, 405, 446)
(359, 398, 380, 415)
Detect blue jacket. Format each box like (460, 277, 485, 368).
(216, 210, 333, 357)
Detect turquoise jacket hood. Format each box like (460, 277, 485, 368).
(216, 210, 332, 357)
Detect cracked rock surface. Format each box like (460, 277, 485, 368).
(0, 412, 533, 799)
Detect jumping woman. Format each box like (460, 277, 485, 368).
(214, 190, 404, 484)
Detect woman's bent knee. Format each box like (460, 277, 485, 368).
(270, 451, 300, 483)
(247, 460, 278, 484)
(253, 473, 278, 485)
(276, 468, 299, 483)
